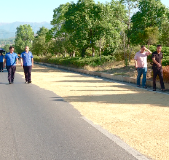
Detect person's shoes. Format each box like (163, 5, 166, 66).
(2, 70, 3, 72)
(25, 81, 28, 84)
(153, 89, 156, 91)
(143, 86, 147, 89)
(137, 85, 140, 87)
(161, 89, 165, 92)
(28, 81, 32, 84)
(9, 82, 11, 84)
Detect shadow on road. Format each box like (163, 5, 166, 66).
(51, 91, 169, 107)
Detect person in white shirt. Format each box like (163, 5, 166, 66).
(134, 45, 152, 88)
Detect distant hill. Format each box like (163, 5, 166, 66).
(0, 22, 52, 39)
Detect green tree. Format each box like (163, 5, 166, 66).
(3, 44, 10, 53)
(161, 22, 169, 46)
(48, 0, 127, 57)
(160, 11, 169, 46)
(120, 0, 138, 47)
(144, 26, 159, 47)
(15, 24, 34, 53)
(101, 0, 127, 55)
(64, 0, 127, 57)
(47, 3, 77, 56)
(50, 2, 70, 37)
(32, 27, 49, 55)
(130, 0, 166, 45)
(64, 0, 106, 57)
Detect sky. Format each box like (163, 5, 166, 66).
(1, 0, 169, 23)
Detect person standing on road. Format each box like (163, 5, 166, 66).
(0, 52, 4, 72)
(134, 46, 152, 88)
(152, 45, 165, 91)
(3, 46, 18, 84)
(20, 46, 34, 84)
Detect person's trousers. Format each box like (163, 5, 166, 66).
(0, 62, 3, 71)
(6, 66, 16, 83)
(153, 68, 165, 90)
(137, 67, 147, 87)
(23, 66, 32, 82)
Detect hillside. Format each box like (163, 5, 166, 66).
(0, 22, 52, 39)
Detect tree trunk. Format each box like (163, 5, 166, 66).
(124, 32, 126, 61)
(92, 47, 95, 57)
(129, 48, 132, 63)
(100, 47, 101, 60)
(73, 51, 75, 57)
(127, 3, 131, 49)
(81, 47, 88, 57)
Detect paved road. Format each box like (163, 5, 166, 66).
(0, 70, 148, 160)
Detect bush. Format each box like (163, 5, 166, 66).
(149, 45, 169, 53)
(149, 45, 156, 52)
(162, 47, 169, 54)
(33, 55, 115, 68)
(114, 46, 140, 61)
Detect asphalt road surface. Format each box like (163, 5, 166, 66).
(0, 70, 149, 160)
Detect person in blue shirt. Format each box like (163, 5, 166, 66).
(20, 46, 34, 83)
(3, 46, 18, 84)
(0, 52, 4, 72)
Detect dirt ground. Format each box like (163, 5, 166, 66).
(84, 60, 153, 79)
(17, 64, 169, 160)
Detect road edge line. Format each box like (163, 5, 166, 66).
(82, 116, 151, 160)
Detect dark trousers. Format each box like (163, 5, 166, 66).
(153, 68, 165, 89)
(6, 66, 16, 83)
(23, 66, 32, 82)
(0, 62, 3, 71)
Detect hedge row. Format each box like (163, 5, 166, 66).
(33, 55, 115, 68)
(34, 54, 169, 83)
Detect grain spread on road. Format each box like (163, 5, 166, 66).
(17, 64, 169, 160)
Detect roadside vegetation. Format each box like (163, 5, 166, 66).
(2, 0, 169, 81)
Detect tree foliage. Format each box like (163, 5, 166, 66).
(46, 0, 127, 57)
(14, 0, 169, 59)
(144, 26, 159, 46)
(15, 24, 34, 53)
(130, 0, 166, 45)
(3, 44, 10, 53)
(32, 27, 49, 55)
(160, 10, 169, 46)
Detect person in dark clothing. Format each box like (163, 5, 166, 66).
(0, 52, 4, 72)
(152, 45, 165, 91)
